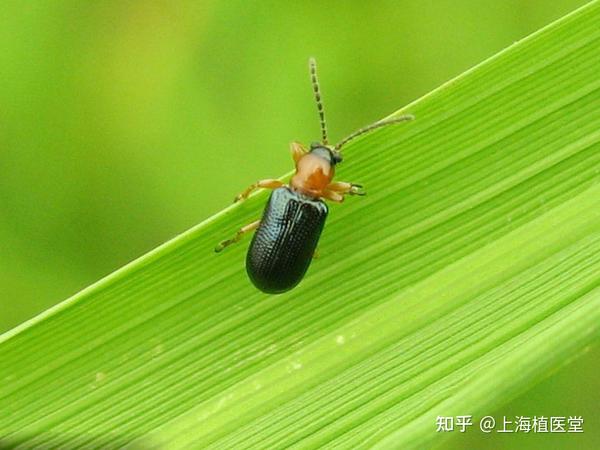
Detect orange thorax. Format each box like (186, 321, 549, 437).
(290, 153, 334, 197)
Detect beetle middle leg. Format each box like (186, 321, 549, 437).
(321, 190, 344, 203)
(234, 179, 284, 203)
(326, 181, 366, 197)
(215, 220, 260, 252)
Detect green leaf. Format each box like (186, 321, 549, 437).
(2, 1, 600, 448)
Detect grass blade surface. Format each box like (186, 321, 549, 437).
(1, 1, 600, 448)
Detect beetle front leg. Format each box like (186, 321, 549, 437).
(234, 179, 284, 203)
(290, 141, 308, 163)
(215, 220, 260, 252)
(326, 181, 366, 196)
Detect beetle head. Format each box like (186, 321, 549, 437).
(309, 142, 343, 166)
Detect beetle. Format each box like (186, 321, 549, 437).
(215, 58, 413, 293)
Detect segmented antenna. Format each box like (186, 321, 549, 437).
(335, 115, 414, 150)
(309, 57, 328, 145)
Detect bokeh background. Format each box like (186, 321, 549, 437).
(1, 1, 597, 448)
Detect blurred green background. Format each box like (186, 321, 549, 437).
(1, 1, 597, 448)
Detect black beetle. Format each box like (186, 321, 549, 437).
(215, 58, 413, 293)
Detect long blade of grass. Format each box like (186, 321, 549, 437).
(1, 1, 600, 448)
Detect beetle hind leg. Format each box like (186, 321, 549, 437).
(215, 220, 260, 252)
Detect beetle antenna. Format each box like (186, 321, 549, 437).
(309, 57, 328, 145)
(335, 115, 414, 151)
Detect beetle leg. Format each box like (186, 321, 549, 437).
(326, 181, 366, 196)
(290, 141, 308, 163)
(215, 220, 261, 252)
(234, 179, 284, 203)
(321, 189, 344, 203)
